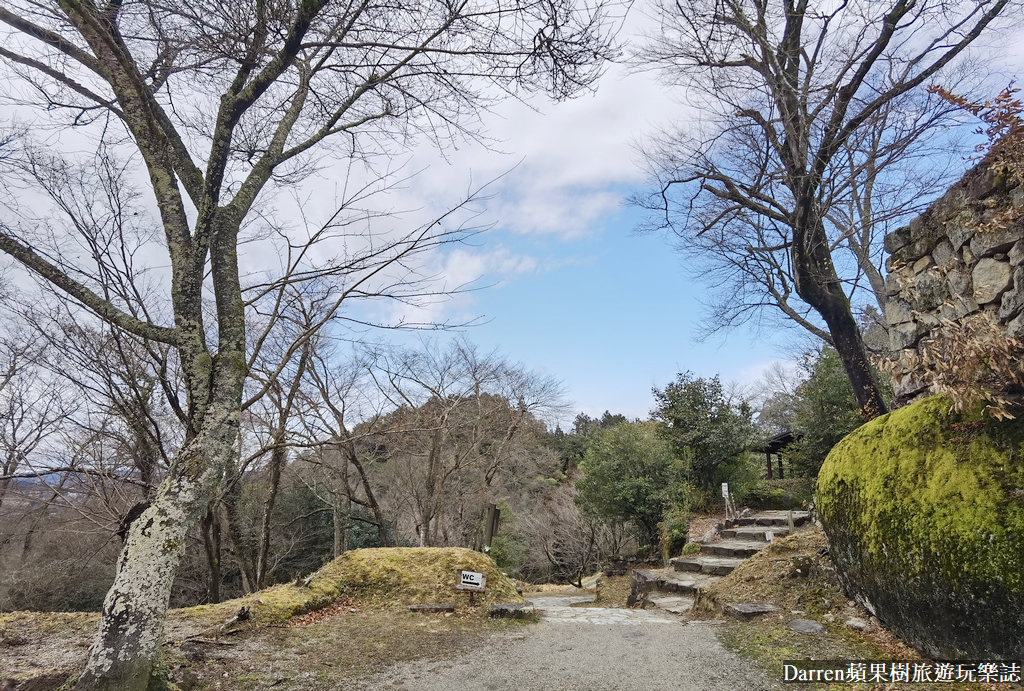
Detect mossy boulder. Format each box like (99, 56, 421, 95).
(817, 396, 1024, 658)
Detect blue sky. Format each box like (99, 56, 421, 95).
(367, 19, 1024, 424)
(442, 204, 799, 422)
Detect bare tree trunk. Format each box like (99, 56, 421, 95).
(200, 503, 222, 603)
(793, 210, 889, 420)
(255, 443, 285, 590)
(333, 495, 343, 558)
(341, 452, 351, 552)
(346, 456, 389, 548)
(74, 426, 236, 691)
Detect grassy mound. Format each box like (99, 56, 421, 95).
(325, 547, 522, 606)
(174, 547, 521, 626)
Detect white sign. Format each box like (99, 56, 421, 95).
(722, 482, 729, 498)
(456, 569, 487, 592)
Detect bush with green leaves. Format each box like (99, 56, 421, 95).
(786, 348, 891, 477)
(652, 372, 755, 507)
(576, 421, 687, 550)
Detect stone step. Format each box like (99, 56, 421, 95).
(731, 510, 810, 528)
(655, 571, 720, 595)
(721, 526, 790, 542)
(646, 592, 694, 614)
(724, 603, 778, 620)
(671, 555, 746, 576)
(700, 539, 766, 558)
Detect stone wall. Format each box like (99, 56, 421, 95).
(881, 162, 1024, 400)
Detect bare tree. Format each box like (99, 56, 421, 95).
(365, 339, 565, 547)
(634, 0, 1016, 417)
(0, 2, 615, 687)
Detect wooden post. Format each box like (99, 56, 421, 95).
(765, 451, 773, 480)
(482, 503, 499, 550)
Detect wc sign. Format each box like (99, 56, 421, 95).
(456, 569, 487, 592)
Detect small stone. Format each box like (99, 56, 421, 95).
(845, 617, 871, 632)
(963, 246, 975, 264)
(973, 258, 1013, 304)
(787, 618, 826, 635)
(912, 255, 933, 274)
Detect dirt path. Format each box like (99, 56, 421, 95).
(353, 594, 774, 691)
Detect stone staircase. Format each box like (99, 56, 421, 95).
(632, 510, 811, 615)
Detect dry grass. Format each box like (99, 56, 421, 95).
(1, 547, 525, 688)
(703, 527, 1014, 691)
(171, 608, 527, 690)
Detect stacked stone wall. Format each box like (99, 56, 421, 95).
(882, 162, 1024, 400)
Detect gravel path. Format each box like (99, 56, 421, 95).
(354, 594, 775, 690)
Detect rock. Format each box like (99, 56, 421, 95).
(1007, 311, 1024, 339)
(787, 618, 826, 635)
(944, 268, 971, 296)
(884, 225, 912, 254)
(953, 295, 980, 319)
(931, 239, 955, 267)
(1010, 240, 1024, 266)
(884, 300, 913, 325)
(489, 603, 536, 619)
(725, 603, 778, 620)
(998, 267, 1024, 320)
(817, 396, 1024, 658)
(962, 245, 975, 264)
(947, 223, 974, 252)
(408, 604, 456, 613)
(862, 322, 889, 353)
(885, 273, 904, 297)
(911, 271, 948, 311)
(845, 617, 871, 632)
(888, 321, 923, 351)
(972, 258, 1012, 304)
(970, 226, 1020, 258)
(912, 255, 933, 274)
(627, 568, 657, 608)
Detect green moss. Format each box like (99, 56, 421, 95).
(681, 542, 702, 555)
(817, 396, 1024, 657)
(171, 547, 522, 627)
